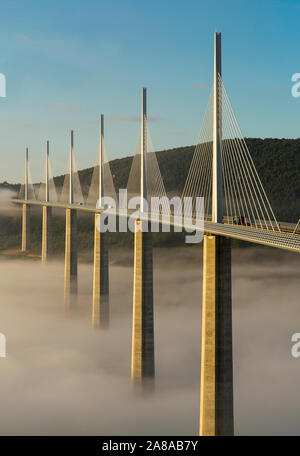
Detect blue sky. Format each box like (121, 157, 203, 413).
(0, 0, 300, 182)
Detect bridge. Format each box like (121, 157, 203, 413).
(12, 33, 300, 436)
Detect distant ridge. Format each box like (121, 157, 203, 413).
(3, 138, 300, 222)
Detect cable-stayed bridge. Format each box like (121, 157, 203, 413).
(15, 81, 300, 252)
(12, 33, 300, 435)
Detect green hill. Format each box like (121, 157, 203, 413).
(65, 138, 299, 223)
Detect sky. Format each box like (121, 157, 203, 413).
(0, 0, 300, 182)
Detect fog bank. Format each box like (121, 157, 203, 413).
(0, 246, 298, 435)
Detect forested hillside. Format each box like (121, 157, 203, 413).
(0, 137, 299, 254)
(56, 138, 299, 223)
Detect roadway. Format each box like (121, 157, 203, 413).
(13, 199, 300, 253)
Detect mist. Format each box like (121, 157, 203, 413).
(0, 189, 19, 215)
(0, 246, 298, 435)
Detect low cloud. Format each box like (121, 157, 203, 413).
(0, 247, 298, 435)
(0, 188, 19, 215)
(47, 103, 79, 112)
(15, 34, 30, 41)
(110, 114, 160, 123)
(192, 81, 212, 90)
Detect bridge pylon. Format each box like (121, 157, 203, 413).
(200, 234, 233, 435)
(131, 88, 155, 385)
(64, 131, 78, 309)
(42, 141, 52, 263)
(21, 148, 30, 252)
(92, 115, 109, 328)
(199, 33, 234, 436)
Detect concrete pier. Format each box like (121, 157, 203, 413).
(64, 131, 78, 309)
(41, 140, 52, 263)
(21, 147, 30, 252)
(64, 208, 78, 308)
(199, 234, 234, 436)
(91, 116, 110, 328)
(131, 88, 154, 385)
(131, 220, 154, 383)
(21, 203, 30, 251)
(199, 33, 233, 435)
(42, 206, 52, 263)
(92, 213, 109, 328)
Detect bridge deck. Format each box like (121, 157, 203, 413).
(13, 199, 300, 253)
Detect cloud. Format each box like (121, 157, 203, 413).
(0, 189, 18, 215)
(110, 114, 160, 123)
(0, 247, 298, 435)
(47, 103, 80, 112)
(192, 81, 212, 90)
(15, 34, 30, 41)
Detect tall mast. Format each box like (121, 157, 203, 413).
(99, 115, 104, 202)
(46, 141, 49, 202)
(25, 147, 29, 201)
(69, 131, 74, 205)
(140, 87, 147, 213)
(212, 32, 223, 223)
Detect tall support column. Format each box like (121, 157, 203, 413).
(64, 131, 78, 308)
(212, 32, 223, 224)
(131, 88, 154, 384)
(21, 148, 30, 251)
(21, 203, 30, 251)
(92, 214, 109, 328)
(131, 220, 154, 382)
(92, 116, 109, 328)
(64, 208, 77, 306)
(199, 234, 234, 436)
(42, 141, 52, 263)
(42, 206, 52, 263)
